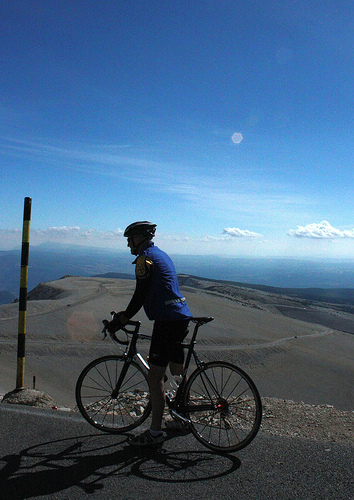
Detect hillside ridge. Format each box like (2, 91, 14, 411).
(24, 274, 354, 334)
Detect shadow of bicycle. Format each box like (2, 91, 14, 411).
(0, 432, 241, 498)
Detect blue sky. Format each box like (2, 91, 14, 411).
(1, 0, 353, 258)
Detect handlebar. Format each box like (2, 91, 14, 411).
(102, 318, 141, 345)
(101, 315, 213, 345)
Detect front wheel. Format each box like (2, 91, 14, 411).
(75, 355, 151, 433)
(184, 361, 262, 452)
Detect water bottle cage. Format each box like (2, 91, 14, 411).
(166, 375, 183, 399)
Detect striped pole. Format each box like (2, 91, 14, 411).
(16, 197, 32, 389)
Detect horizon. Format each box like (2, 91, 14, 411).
(1, 239, 354, 263)
(1, 243, 354, 296)
(1, 1, 353, 259)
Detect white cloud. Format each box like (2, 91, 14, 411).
(33, 226, 124, 241)
(288, 221, 354, 239)
(0, 229, 22, 249)
(0, 227, 124, 250)
(223, 227, 263, 238)
(200, 228, 264, 241)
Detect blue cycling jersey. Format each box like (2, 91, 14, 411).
(138, 243, 191, 321)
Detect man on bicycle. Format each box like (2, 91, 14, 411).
(108, 221, 192, 446)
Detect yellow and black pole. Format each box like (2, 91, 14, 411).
(16, 197, 32, 389)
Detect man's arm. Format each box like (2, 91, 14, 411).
(108, 255, 153, 332)
(120, 255, 154, 322)
(122, 273, 152, 321)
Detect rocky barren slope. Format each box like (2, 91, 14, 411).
(1, 275, 353, 445)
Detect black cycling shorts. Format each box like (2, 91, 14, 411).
(148, 319, 190, 367)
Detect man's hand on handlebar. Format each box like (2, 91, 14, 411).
(107, 311, 129, 334)
(102, 315, 141, 344)
(102, 312, 130, 345)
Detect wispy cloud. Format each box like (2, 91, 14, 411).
(1, 136, 313, 223)
(288, 221, 354, 239)
(33, 226, 124, 240)
(223, 227, 263, 238)
(0, 227, 124, 249)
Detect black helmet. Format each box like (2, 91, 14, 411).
(124, 221, 157, 239)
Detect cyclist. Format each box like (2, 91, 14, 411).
(108, 221, 192, 446)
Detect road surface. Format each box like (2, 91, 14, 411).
(0, 404, 352, 500)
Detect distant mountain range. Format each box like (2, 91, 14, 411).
(1, 243, 353, 305)
(0, 291, 16, 305)
(177, 274, 354, 309)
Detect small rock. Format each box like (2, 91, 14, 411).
(2, 388, 57, 408)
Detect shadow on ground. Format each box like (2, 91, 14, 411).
(0, 432, 241, 498)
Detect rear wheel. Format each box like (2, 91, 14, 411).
(76, 355, 151, 433)
(184, 361, 262, 452)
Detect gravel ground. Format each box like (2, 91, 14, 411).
(1, 391, 352, 446)
(261, 397, 353, 444)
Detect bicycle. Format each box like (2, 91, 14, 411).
(75, 316, 262, 453)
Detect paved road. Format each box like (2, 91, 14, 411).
(0, 404, 352, 500)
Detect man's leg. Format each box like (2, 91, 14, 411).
(148, 363, 167, 432)
(168, 320, 189, 378)
(169, 361, 187, 391)
(169, 361, 183, 376)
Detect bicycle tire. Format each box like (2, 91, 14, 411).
(75, 355, 151, 433)
(183, 361, 262, 452)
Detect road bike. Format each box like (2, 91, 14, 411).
(75, 316, 262, 453)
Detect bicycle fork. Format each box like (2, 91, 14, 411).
(110, 357, 132, 399)
(110, 351, 149, 399)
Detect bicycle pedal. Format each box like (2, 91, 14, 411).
(170, 410, 191, 425)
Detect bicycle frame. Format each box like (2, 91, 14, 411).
(108, 317, 215, 419)
(78, 315, 262, 452)
(110, 321, 150, 398)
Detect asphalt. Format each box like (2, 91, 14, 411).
(0, 404, 353, 500)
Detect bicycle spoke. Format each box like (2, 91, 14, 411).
(76, 356, 151, 433)
(76, 318, 262, 453)
(185, 361, 262, 452)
